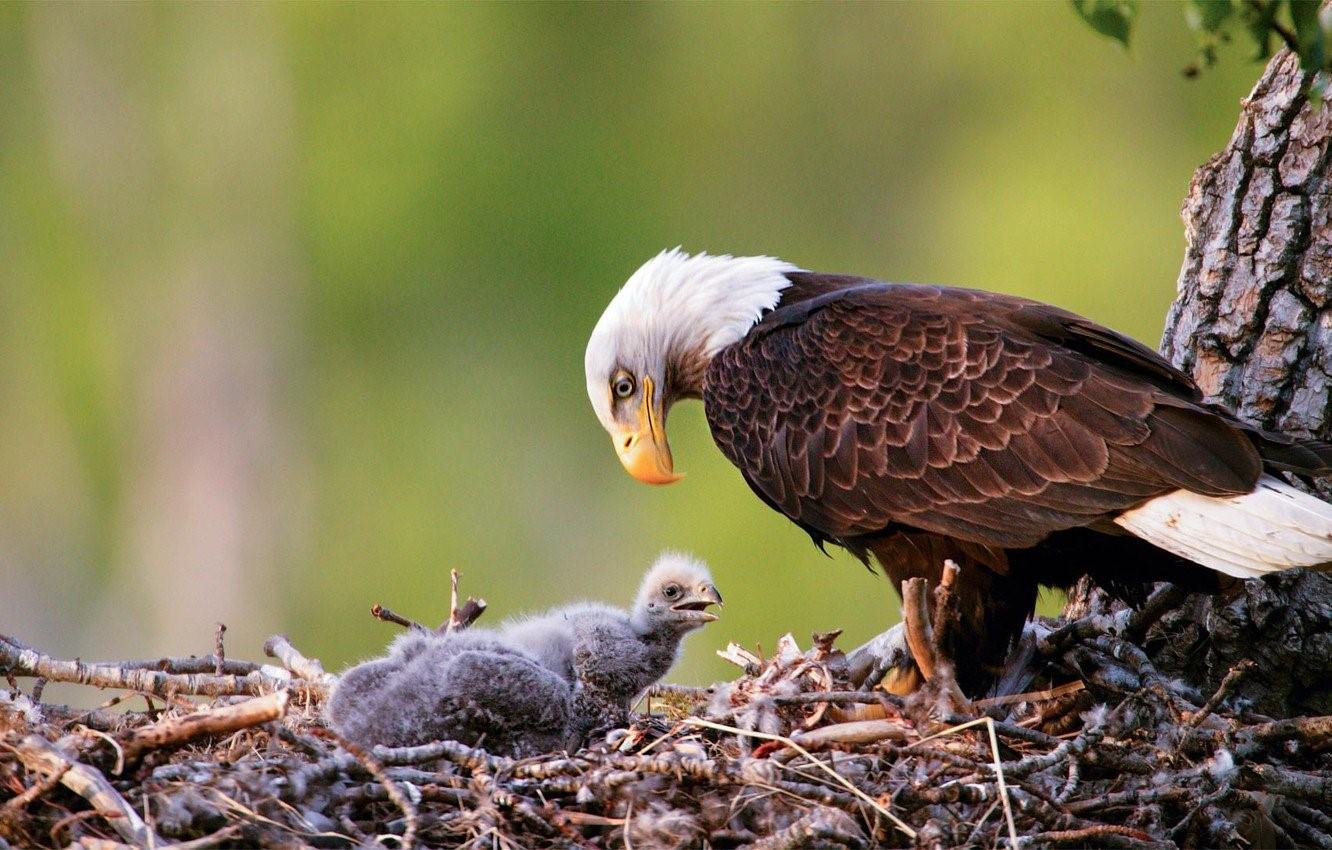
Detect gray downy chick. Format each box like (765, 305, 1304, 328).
(326, 553, 719, 755)
(326, 629, 573, 757)
(564, 553, 722, 740)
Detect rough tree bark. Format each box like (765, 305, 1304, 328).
(1144, 50, 1332, 717)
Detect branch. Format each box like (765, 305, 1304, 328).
(0, 637, 316, 700)
(262, 634, 335, 693)
(370, 604, 427, 631)
(4, 734, 160, 846)
(120, 690, 289, 764)
(441, 569, 487, 632)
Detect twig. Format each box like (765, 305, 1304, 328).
(1123, 584, 1188, 644)
(789, 719, 913, 749)
(1, 760, 70, 815)
(909, 716, 1020, 848)
(645, 683, 713, 701)
(902, 571, 969, 710)
(1185, 660, 1255, 728)
(973, 681, 1085, 710)
(1021, 824, 1165, 847)
(262, 635, 335, 692)
(773, 690, 901, 707)
(442, 570, 488, 632)
(371, 604, 427, 632)
(213, 623, 226, 678)
(931, 560, 962, 648)
(0, 640, 311, 700)
(684, 716, 917, 839)
(119, 690, 289, 763)
(745, 806, 866, 849)
(5, 734, 160, 846)
(314, 727, 418, 850)
(450, 598, 488, 631)
(372, 738, 510, 772)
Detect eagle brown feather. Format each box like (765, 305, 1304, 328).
(706, 279, 1263, 555)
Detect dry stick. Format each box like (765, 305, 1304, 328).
(372, 738, 510, 772)
(54, 825, 243, 850)
(371, 604, 427, 631)
(973, 681, 1085, 711)
(451, 598, 487, 630)
(646, 683, 713, 701)
(443, 569, 488, 632)
(1185, 659, 1256, 729)
(112, 656, 261, 676)
(931, 560, 962, 642)
(449, 568, 461, 625)
(262, 635, 336, 694)
(789, 719, 912, 749)
(908, 716, 1020, 849)
(0, 640, 310, 700)
(683, 716, 917, 839)
(6, 734, 161, 846)
(1, 759, 69, 815)
(774, 690, 901, 707)
(314, 727, 418, 850)
(120, 689, 289, 764)
(1122, 584, 1189, 644)
(1025, 824, 1163, 847)
(213, 623, 227, 677)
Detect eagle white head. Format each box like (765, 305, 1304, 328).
(584, 249, 798, 484)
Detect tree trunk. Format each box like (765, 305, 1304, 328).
(1142, 50, 1332, 718)
(1162, 51, 1332, 451)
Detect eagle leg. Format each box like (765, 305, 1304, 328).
(867, 531, 1038, 697)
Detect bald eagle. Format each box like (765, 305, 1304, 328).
(585, 250, 1332, 693)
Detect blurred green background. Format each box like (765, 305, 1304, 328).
(0, 3, 1265, 686)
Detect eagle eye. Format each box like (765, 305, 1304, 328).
(613, 375, 636, 400)
(662, 583, 681, 600)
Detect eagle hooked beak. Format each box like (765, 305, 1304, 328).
(672, 583, 723, 623)
(614, 376, 683, 485)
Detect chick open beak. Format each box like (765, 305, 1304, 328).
(613, 376, 683, 485)
(672, 584, 723, 623)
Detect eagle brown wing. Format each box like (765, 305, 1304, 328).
(703, 280, 1263, 553)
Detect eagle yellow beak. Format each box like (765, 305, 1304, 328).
(614, 376, 683, 485)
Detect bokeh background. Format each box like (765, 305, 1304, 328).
(0, 3, 1266, 687)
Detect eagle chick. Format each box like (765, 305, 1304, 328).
(325, 553, 721, 755)
(326, 629, 573, 757)
(501, 552, 722, 739)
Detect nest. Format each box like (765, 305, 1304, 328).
(3, 569, 1332, 850)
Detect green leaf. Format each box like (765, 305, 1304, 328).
(1071, 0, 1138, 48)
(1241, 0, 1279, 59)
(1289, 0, 1327, 71)
(1185, 0, 1235, 33)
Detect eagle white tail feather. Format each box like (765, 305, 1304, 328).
(1113, 475, 1332, 579)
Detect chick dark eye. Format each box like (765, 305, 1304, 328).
(663, 584, 681, 600)
(613, 376, 636, 399)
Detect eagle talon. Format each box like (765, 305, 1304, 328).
(847, 623, 920, 693)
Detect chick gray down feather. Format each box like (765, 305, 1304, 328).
(326, 630, 572, 757)
(326, 552, 720, 755)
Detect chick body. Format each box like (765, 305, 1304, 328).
(326, 553, 720, 755)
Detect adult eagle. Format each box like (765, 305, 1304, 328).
(584, 249, 1332, 693)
